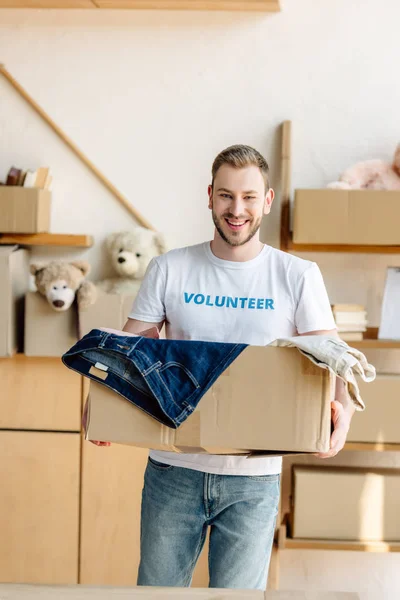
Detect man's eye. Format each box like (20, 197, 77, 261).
(221, 194, 231, 199)
(245, 196, 255, 200)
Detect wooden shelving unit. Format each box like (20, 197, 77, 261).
(0, 233, 93, 248)
(0, 0, 281, 10)
(277, 519, 400, 554)
(279, 121, 400, 255)
(344, 442, 400, 452)
(351, 327, 400, 350)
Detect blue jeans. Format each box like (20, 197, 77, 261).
(62, 329, 246, 428)
(137, 458, 280, 590)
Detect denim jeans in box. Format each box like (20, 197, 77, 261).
(62, 329, 246, 428)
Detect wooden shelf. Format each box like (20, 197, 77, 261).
(0, 0, 281, 10)
(344, 442, 400, 452)
(282, 537, 400, 553)
(348, 328, 400, 350)
(277, 518, 400, 553)
(286, 239, 400, 254)
(0, 233, 93, 248)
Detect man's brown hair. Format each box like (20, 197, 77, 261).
(211, 145, 270, 191)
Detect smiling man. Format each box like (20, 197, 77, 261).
(105, 145, 353, 590)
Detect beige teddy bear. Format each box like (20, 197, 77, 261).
(30, 260, 97, 311)
(97, 227, 168, 295)
(327, 144, 400, 190)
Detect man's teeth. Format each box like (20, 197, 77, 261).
(227, 220, 246, 226)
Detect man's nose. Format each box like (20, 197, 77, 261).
(229, 197, 245, 216)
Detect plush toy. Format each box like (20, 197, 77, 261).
(97, 227, 168, 295)
(327, 144, 400, 190)
(30, 260, 97, 311)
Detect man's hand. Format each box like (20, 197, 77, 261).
(317, 400, 351, 459)
(82, 397, 111, 448)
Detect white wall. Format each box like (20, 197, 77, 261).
(1, 0, 400, 597)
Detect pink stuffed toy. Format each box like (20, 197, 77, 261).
(327, 144, 400, 190)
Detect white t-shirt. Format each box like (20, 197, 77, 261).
(129, 242, 336, 476)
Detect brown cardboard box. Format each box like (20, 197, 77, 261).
(0, 187, 51, 233)
(0, 585, 360, 599)
(347, 376, 400, 444)
(80, 291, 136, 337)
(24, 291, 78, 357)
(86, 346, 333, 456)
(291, 465, 400, 541)
(0, 245, 30, 357)
(293, 189, 400, 245)
(0, 355, 82, 431)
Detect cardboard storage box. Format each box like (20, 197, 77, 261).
(291, 465, 400, 541)
(86, 346, 334, 456)
(0, 586, 360, 600)
(293, 189, 400, 245)
(24, 291, 78, 357)
(347, 376, 400, 444)
(0, 245, 30, 357)
(0, 187, 51, 233)
(80, 291, 136, 337)
(0, 355, 82, 431)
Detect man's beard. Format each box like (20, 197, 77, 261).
(212, 210, 262, 247)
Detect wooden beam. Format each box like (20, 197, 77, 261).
(0, 64, 155, 231)
(93, 0, 280, 9)
(280, 120, 291, 252)
(0, 233, 93, 248)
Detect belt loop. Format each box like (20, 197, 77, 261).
(98, 332, 110, 348)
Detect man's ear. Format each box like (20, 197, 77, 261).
(208, 185, 213, 210)
(264, 188, 275, 215)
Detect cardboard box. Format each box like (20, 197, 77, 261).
(86, 346, 334, 456)
(293, 189, 400, 245)
(0, 355, 82, 431)
(80, 291, 136, 337)
(0, 585, 360, 600)
(291, 465, 400, 541)
(24, 291, 78, 357)
(0, 245, 30, 357)
(0, 187, 51, 233)
(347, 376, 400, 444)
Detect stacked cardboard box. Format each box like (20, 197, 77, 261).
(0, 165, 52, 234)
(291, 465, 400, 542)
(0, 246, 30, 357)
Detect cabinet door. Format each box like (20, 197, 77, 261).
(0, 431, 80, 583)
(80, 442, 209, 586)
(0, 355, 82, 431)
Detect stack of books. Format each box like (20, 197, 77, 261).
(332, 304, 368, 341)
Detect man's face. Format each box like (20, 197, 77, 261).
(208, 165, 274, 247)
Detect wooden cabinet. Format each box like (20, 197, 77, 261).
(0, 430, 80, 583)
(0, 355, 82, 431)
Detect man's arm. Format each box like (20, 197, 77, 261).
(299, 328, 355, 459)
(122, 317, 164, 335)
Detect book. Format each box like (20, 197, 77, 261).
(340, 332, 364, 342)
(334, 312, 367, 325)
(331, 304, 365, 312)
(337, 324, 367, 333)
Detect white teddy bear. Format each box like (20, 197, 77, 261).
(97, 227, 168, 295)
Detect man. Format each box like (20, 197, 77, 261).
(93, 145, 354, 590)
